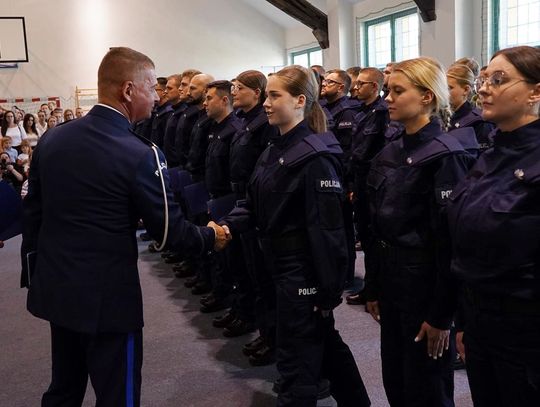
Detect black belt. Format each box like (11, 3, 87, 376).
(465, 286, 540, 315)
(377, 239, 434, 263)
(230, 181, 246, 194)
(258, 232, 309, 256)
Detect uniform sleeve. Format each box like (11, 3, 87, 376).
(305, 156, 349, 310)
(427, 151, 475, 329)
(20, 139, 43, 288)
(220, 194, 256, 235)
(133, 148, 214, 256)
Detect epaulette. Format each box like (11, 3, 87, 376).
(448, 127, 479, 152)
(405, 133, 464, 166)
(453, 108, 483, 128)
(280, 132, 343, 168)
(244, 111, 268, 133)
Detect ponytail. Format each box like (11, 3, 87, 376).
(437, 106, 453, 132)
(307, 102, 327, 134)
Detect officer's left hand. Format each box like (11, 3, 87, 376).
(313, 306, 331, 318)
(207, 221, 229, 251)
(414, 321, 450, 360)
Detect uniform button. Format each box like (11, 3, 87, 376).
(406, 157, 413, 165)
(246, 127, 250, 131)
(455, 123, 460, 128)
(279, 157, 284, 165)
(514, 168, 525, 180)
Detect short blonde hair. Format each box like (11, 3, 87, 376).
(394, 57, 452, 129)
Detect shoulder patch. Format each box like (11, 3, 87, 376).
(316, 178, 343, 193)
(435, 186, 454, 205)
(337, 121, 353, 129)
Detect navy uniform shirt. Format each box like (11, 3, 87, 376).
(326, 96, 363, 161)
(448, 119, 540, 300)
(185, 114, 213, 181)
(222, 121, 349, 309)
(204, 112, 242, 198)
(163, 101, 187, 167)
(20, 105, 215, 334)
(450, 101, 495, 153)
(229, 104, 278, 194)
(365, 119, 476, 328)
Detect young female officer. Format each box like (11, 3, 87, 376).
(448, 45, 540, 407)
(221, 65, 370, 407)
(447, 63, 495, 153)
(364, 57, 475, 407)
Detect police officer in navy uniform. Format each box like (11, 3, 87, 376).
(20, 47, 228, 407)
(447, 63, 495, 154)
(162, 73, 191, 167)
(149, 76, 173, 149)
(346, 67, 390, 306)
(221, 65, 370, 407)
(448, 46, 540, 407)
(227, 70, 279, 365)
(364, 57, 475, 407)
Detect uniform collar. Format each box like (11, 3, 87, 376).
(493, 119, 540, 149)
(238, 104, 264, 122)
(452, 101, 473, 121)
(402, 119, 442, 151)
(272, 120, 311, 150)
(90, 104, 131, 130)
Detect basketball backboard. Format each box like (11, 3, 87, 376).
(0, 17, 29, 63)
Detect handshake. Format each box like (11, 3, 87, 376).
(207, 221, 233, 251)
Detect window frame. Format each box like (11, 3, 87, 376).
(491, 0, 540, 52)
(290, 46, 323, 67)
(363, 8, 418, 68)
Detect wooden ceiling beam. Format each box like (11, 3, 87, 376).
(266, 0, 329, 48)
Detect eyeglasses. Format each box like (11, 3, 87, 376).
(474, 71, 529, 93)
(322, 79, 344, 86)
(354, 80, 375, 88)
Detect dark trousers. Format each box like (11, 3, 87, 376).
(225, 236, 256, 322)
(379, 300, 455, 407)
(270, 253, 370, 407)
(42, 323, 142, 407)
(464, 298, 540, 407)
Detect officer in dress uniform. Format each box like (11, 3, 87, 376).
(364, 57, 475, 407)
(149, 77, 173, 149)
(447, 63, 495, 154)
(448, 46, 540, 407)
(220, 65, 370, 407)
(345, 67, 390, 306)
(20, 47, 228, 407)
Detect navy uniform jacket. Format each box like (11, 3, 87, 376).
(185, 114, 213, 181)
(150, 102, 173, 149)
(449, 101, 495, 153)
(20, 105, 215, 334)
(326, 96, 363, 162)
(205, 113, 243, 197)
(365, 119, 475, 328)
(222, 121, 348, 310)
(229, 104, 278, 194)
(174, 104, 203, 168)
(448, 119, 540, 300)
(350, 96, 390, 188)
(163, 101, 187, 167)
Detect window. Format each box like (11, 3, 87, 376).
(493, 0, 540, 51)
(291, 47, 323, 68)
(364, 9, 419, 68)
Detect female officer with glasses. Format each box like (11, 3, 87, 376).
(448, 45, 540, 407)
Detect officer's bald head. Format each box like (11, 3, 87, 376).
(188, 74, 215, 105)
(98, 47, 155, 96)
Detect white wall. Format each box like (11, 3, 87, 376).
(353, 0, 484, 68)
(0, 0, 287, 106)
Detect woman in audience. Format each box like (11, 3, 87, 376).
(1, 110, 27, 151)
(447, 63, 495, 153)
(64, 109, 75, 122)
(46, 115, 57, 130)
(221, 65, 370, 407)
(23, 113, 40, 147)
(364, 57, 475, 406)
(448, 45, 540, 407)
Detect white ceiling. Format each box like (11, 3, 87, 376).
(240, 0, 329, 29)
